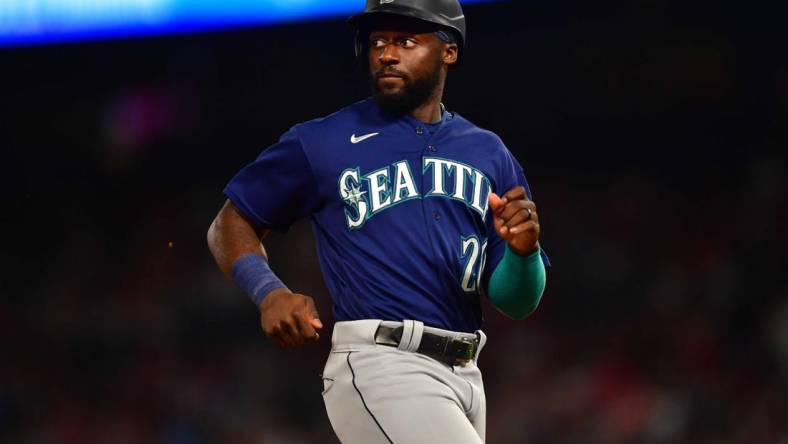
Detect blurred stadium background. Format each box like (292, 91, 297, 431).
(2, 0, 787, 443)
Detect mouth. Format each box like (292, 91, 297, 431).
(376, 71, 406, 80)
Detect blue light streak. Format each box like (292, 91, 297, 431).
(0, 0, 502, 47)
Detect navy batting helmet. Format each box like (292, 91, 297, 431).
(348, 0, 467, 66)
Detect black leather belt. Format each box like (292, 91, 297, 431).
(375, 325, 479, 366)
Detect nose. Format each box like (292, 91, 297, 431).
(378, 44, 399, 64)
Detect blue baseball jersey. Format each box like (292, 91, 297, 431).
(225, 98, 550, 333)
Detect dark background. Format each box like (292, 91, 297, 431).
(3, 1, 787, 443)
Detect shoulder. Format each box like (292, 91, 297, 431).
(292, 98, 377, 138)
(448, 112, 509, 154)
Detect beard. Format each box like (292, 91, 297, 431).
(371, 58, 443, 116)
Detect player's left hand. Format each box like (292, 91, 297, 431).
(489, 186, 540, 256)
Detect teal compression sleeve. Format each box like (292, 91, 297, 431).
(486, 246, 547, 319)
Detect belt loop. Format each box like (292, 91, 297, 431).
(473, 330, 487, 363)
(397, 320, 424, 353)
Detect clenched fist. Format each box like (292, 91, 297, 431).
(488, 186, 540, 256)
(260, 288, 323, 348)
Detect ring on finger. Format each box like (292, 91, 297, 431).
(525, 208, 533, 221)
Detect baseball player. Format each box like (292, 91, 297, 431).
(207, 0, 550, 442)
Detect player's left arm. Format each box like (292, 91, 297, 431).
(485, 185, 547, 319)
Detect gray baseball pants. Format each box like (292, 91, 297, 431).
(321, 320, 488, 444)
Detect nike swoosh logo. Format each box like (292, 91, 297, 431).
(439, 13, 465, 21)
(350, 132, 380, 144)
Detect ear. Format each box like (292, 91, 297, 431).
(442, 43, 459, 66)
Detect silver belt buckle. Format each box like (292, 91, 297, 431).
(454, 335, 478, 365)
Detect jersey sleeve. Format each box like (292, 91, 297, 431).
(223, 127, 321, 232)
(481, 147, 551, 293)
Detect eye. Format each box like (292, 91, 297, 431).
(399, 38, 417, 48)
(369, 38, 387, 48)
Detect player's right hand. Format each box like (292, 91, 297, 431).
(259, 288, 323, 348)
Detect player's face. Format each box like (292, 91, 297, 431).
(367, 26, 454, 114)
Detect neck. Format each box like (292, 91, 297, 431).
(410, 78, 445, 124)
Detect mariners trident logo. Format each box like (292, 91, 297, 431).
(338, 157, 491, 229)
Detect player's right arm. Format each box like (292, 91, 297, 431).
(207, 199, 323, 347)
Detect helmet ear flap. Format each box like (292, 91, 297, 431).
(354, 29, 363, 59)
